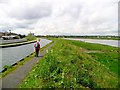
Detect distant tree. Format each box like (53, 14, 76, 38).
(18, 34, 26, 38)
(25, 32, 36, 41)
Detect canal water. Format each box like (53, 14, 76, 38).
(65, 38, 119, 47)
(0, 39, 52, 71)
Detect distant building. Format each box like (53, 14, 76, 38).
(0, 31, 20, 40)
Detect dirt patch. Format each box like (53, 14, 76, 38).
(84, 50, 103, 53)
(78, 47, 103, 54)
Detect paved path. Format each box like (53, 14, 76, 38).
(0, 43, 54, 89)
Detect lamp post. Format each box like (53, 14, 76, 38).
(9, 30, 11, 39)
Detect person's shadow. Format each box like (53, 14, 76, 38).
(37, 55, 43, 57)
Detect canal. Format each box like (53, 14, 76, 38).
(0, 39, 52, 71)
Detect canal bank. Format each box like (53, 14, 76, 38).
(1, 42, 54, 88)
(0, 39, 52, 72)
(1, 38, 118, 88)
(0, 40, 36, 48)
(0, 38, 27, 45)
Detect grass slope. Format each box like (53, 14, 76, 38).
(69, 40, 119, 75)
(19, 38, 118, 88)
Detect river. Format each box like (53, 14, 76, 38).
(64, 38, 119, 47)
(0, 39, 52, 71)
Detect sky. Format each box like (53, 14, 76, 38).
(0, 0, 119, 35)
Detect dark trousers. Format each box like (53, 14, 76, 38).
(35, 49, 39, 57)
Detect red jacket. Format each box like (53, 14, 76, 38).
(34, 42, 40, 50)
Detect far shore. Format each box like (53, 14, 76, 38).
(0, 40, 36, 48)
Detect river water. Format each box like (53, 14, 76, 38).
(64, 38, 119, 47)
(0, 39, 52, 71)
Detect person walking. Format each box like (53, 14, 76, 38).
(34, 38, 40, 57)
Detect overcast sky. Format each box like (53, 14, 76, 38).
(0, 0, 118, 35)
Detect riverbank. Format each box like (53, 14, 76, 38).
(0, 40, 36, 48)
(1, 39, 52, 71)
(19, 38, 118, 88)
(70, 37, 120, 40)
(0, 38, 27, 45)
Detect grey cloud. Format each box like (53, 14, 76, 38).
(14, 23, 29, 29)
(0, 0, 117, 35)
(0, 0, 9, 4)
(9, 3, 52, 20)
(0, 19, 35, 32)
(60, 3, 82, 18)
(0, 25, 12, 32)
(13, 20, 36, 29)
(110, 30, 118, 33)
(15, 24, 34, 29)
(90, 29, 118, 35)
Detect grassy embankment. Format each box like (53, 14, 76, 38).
(19, 38, 118, 88)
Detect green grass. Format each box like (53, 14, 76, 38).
(69, 40, 119, 75)
(69, 39, 118, 51)
(25, 35, 36, 41)
(19, 38, 118, 88)
(88, 52, 118, 75)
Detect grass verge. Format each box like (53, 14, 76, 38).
(19, 38, 118, 88)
